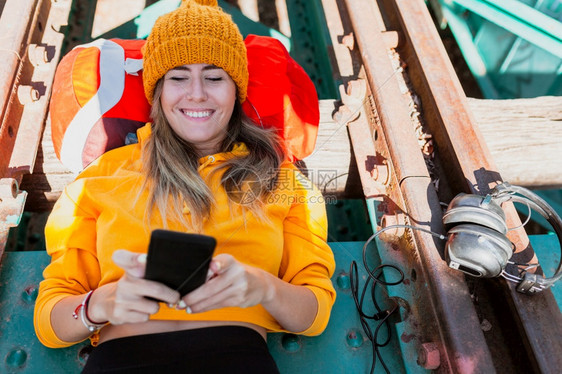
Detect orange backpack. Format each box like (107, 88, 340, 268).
(50, 36, 319, 172)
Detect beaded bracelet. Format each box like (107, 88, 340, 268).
(72, 290, 109, 332)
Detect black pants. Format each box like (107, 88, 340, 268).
(82, 326, 280, 373)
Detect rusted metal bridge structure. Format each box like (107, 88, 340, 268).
(0, 0, 560, 373)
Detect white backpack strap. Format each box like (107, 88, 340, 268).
(124, 58, 143, 75)
(60, 39, 127, 173)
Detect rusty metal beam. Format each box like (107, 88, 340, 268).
(0, 0, 39, 118)
(0, 0, 72, 256)
(342, 0, 498, 372)
(0, 0, 40, 178)
(386, 0, 562, 372)
(0, 0, 71, 179)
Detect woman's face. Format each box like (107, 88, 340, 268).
(160, 63, 237, 156)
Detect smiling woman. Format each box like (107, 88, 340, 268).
(33, 0, 335, 372)
(160, 64, 237, 155)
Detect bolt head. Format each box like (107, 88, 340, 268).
(417, 342, 440, 370)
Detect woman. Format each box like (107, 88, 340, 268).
(34, 0, 335, 372)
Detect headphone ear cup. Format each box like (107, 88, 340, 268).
(445, 224, 513, 277)
(443, 193, 508, 234)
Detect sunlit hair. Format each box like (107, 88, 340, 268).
(141, 78, 285, 230)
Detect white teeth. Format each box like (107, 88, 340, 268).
(181, 110, 211, 118)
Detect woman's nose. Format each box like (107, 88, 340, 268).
(186, 78, 207, 102)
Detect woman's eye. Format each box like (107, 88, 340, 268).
(169, 76, 188, 81)
(206, 77, 223, 82)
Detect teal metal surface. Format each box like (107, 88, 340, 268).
(326, 200, 373, 242)
(513, 189, 562, 232)
(0, 251, 91, 373)
(0, 243, 415, 373)
(270, 241, 408, 373)
(1, 191, 27, 228)
(529, 234, 562, 311)
(452, 0, 561, 57)
(434, 0, 562, 98)
(5, 212, 47, 252)
(284, 0, 338, 99)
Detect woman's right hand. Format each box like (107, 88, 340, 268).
(88, 250, 181, 325)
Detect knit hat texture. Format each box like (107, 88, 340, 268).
(143, 0, 248, 104)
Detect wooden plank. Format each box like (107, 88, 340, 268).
(20, 97, 562, 211)
(468, 96, 562, 190)
(301, 100, 362, 198)
(19, 115, 75, 212)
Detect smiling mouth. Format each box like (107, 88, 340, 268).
(180, 109, 213, 118)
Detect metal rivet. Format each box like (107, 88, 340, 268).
(0, 178, 18, 199)
(417, 342, 440, 370)
(28, 44, 49, 66)
(281, 333, 301, 352)
(346, 330, 363, 348)
(370, 161, 390, 185)
(380, 212, 406, 237)
(342, 33, 355, 50)
(6, 349, 27, 368)
(336, 273, 350, 290)
(22, 285, 38, 303)
(17, 85, 40, 105)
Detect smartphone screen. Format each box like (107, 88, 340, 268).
(144, 229, 216, 298)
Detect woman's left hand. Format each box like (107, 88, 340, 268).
(181, 254, 274, 313)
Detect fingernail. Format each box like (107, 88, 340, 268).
(137, 254, 147, 264)
(178, 300, 187, 309)
(186, 306, 192, 314)
(215, 261, 221, 272)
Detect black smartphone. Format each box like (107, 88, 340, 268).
(144, 229, 216, 298)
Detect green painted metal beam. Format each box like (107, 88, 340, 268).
(481, 0, 562, 40)
(450, 0, 562, 58)
(284, 0, 338, 99)
(433, 0, 562, 98)
(439, 4, 500, 98)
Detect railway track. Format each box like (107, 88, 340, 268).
(0, 0, 560, 372)
(326, 0, 562, 372)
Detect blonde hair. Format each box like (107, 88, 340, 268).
(141, 79, 284, 230)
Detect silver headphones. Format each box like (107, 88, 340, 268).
(444, 182, 562, 294)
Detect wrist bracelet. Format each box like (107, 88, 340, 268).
(72, 290, 109, 332)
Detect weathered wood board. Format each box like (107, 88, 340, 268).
(468, 96, 562, 190)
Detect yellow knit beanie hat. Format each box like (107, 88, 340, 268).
(142, 0, 248, 104)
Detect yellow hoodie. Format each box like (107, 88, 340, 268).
(34, 124, 336, 348)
